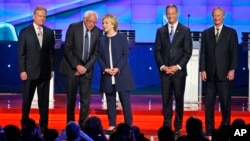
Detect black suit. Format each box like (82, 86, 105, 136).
(199, 25, 238, 134)
(154, 23, 192, 130)
(18, 24, 55, 129)
(60, 21, 100, 127)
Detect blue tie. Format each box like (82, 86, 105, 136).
(83, 30, 89, 62)
(170, 25, 174, 42)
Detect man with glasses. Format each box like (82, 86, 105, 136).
(60, 10, 100, 129)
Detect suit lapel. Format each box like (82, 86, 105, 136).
(30, 25, 41, 48)
(164, 24, 171, 44)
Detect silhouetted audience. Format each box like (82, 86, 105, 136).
(109, 123, 135, 141)
(177, 116, 208, 141)
(0, 125, 7, 141)
(83, 116, 108, 141)
(20, 118, 44, 141)
(157, 125, 175, 141)
(55, 121, 93, 141)
(43, 128, 59, 141)
(232, 118, 246, 126)
(130, 125, 149, 141)
(3, 124, 21, 141)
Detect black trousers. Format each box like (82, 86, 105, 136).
(161, 75, 186, 130)
(21, 78, 50, 129)
(106, 85, 133, 126)
(205, 80, 232, 134)
(65, 75, 92, 127)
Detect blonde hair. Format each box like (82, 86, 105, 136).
(102, 14, 118, 32)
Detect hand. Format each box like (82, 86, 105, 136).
(75, 71, 80, 76)
(76, 65, 87, 75)
(104, 68, 113, 75)
(112, 68, 120, 76)
(227, 70, 235, 81)
(20, 72, 27, 80)
(200, 71, 207, 81)
(168, 65, 179, 75)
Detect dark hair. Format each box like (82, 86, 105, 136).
(157, 125, 174, 141)
(66, 121, 80, 139)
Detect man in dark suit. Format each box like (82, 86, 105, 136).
(199, 7, 238, 136)
(60, 10, 100, 128)
(154, 4, 193, 135)
(18, 6, 55, 131)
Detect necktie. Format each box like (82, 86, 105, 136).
(170, 25, 174, 42)
(215, 28, 220, 42)
(83, 30, 89, 62)
(37, 27, 43, 47)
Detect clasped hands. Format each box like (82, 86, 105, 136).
(75, 65, 87, 76)
(162, 65, 179, 76)
(104, 68, 120, 76)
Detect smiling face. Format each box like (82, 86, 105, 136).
(212, 8, 225, 27)
(33, 9, 46, 26)
(166, 6, 178, 25)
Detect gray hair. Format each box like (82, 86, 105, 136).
(84, 10, 98, 19)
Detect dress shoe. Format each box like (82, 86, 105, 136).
(205, 131, 212, 136)
(174, 129, 181, 135)
(105, 126, 116, 135)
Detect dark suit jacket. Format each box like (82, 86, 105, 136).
(60, 21, 100, 79)
(199, 25, 238, 81)
(98, 33, 135, 93)
(18, 24, 55, 80)
(154, 23, 193, 77)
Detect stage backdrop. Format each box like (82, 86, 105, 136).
(0, 0, 249, 95)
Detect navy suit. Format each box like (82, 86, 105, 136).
(18, 24, 55, 129)
(60, 21, 100, 126)
(98, 33, 135, 126)
(154, 23, 192, 130)
(199, 25, 238, 134)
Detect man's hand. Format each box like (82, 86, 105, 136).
(200, 71, 207, 81)
(162, 65, 179, 76)
(76, 65, 87, 75)
(227, 70, 235, 81)
(20, 72, 27, 80)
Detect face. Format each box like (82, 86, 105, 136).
(84, 13, 97, 30)
(166, 7, 178, 25)
(212, 9, 224, 27)
(102, 18, 114, 33)
(33, 10, 46, 26)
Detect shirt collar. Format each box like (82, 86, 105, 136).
(168, 21, 178, 31)
(214, 24, 223, 31)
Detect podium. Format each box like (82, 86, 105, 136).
(183, 41, 201, 110)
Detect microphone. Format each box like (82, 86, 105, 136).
(188, 14, 190, 27)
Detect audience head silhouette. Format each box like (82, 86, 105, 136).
(157, 125, 174, 141)
(66, 121, 80, 140)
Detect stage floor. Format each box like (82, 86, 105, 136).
(0, 93, 250, 140)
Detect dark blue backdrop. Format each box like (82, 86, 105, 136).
(0, 41, 248, 96)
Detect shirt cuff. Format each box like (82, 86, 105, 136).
(177, 64, 182, 70)
(160, 65, 165, 71)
